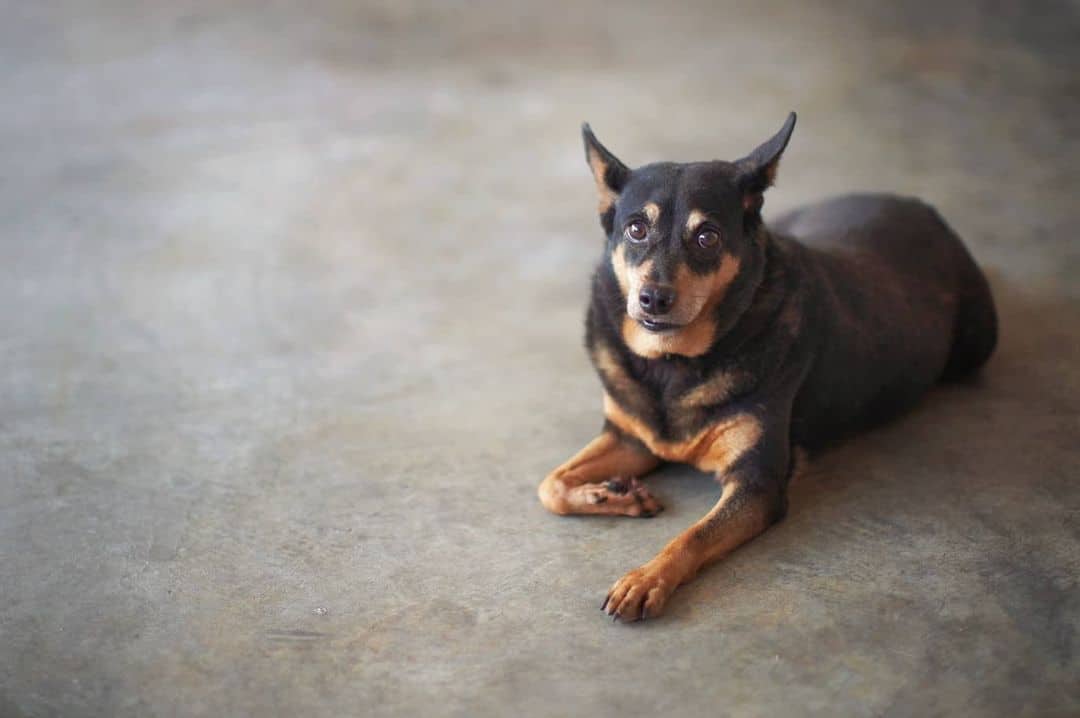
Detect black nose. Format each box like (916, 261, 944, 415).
(638, 284, 676, 315)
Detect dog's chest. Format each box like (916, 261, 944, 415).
(601, 359, 758, 470)
(616, 356, 742, 438)
(631, 356, 705, 408)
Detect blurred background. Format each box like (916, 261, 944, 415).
(2, 2, 1078, 716)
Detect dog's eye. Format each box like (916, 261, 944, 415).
(696, 229, 721, 249)
(625, 221, 648, 242)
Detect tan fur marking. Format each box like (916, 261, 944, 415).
(591, 342, 624, 384)
(677, 371, 740, 410)
(621, 254, 742, 358)
(693, 418, 763, 474)
(636, 259, 654, 286)
(643, 202, 660, 223)
(538, 432, 661, 517)
(603, 392, 761, 473)
(610, 244, 630, 297)
(669, 478, 773, 571)
(764, 159, 780, 186)
(685, 209, 707, 234)
(603, 477, 775, 619)
(589, 152, 618, 215)
(591, 342, 636, 397)
(592, 341, 658, 423)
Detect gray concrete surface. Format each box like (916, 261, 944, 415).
(2, 1, 1078, 716)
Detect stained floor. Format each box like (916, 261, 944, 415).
(2, 1, 1078, 716)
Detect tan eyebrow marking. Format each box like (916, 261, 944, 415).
(589, 153, 617, 215)
(685, 209, 707, 234)
(643, 202, 660, 223)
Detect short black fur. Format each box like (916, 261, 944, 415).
(583, 113, 996, 477)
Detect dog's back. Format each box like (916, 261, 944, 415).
(773, 194, 998, 449)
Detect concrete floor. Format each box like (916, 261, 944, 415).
(2, 1, 1078, 716)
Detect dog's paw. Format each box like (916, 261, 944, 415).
(581, 477, 662, 517)
(602, 562, 679, 622)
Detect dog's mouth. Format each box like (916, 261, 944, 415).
(637, 318, 683, 333)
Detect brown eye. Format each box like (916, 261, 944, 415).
(696, 229, 721, 249)
(625, 220, 648, 242)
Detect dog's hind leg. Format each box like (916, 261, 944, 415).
(538, 431, 661, 517)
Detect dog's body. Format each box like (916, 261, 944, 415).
(538, 114, 997, 622)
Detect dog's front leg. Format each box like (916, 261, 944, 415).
(538, 430, 661, 517)
(603, 415, 789, 621)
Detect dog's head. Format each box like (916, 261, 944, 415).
(583, 113, 796, 359)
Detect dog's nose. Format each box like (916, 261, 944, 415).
(638, 284, 676, 315)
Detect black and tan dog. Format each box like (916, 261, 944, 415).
(538, 113, 997, 622)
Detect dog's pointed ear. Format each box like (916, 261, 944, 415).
(582, 123, 630, 233)
(735, 112, 796, 216)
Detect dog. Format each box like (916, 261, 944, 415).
(537, 112, 998, 622)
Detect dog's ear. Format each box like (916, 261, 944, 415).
(735, 112, 796, 216)
(582, 123, 630, 233)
